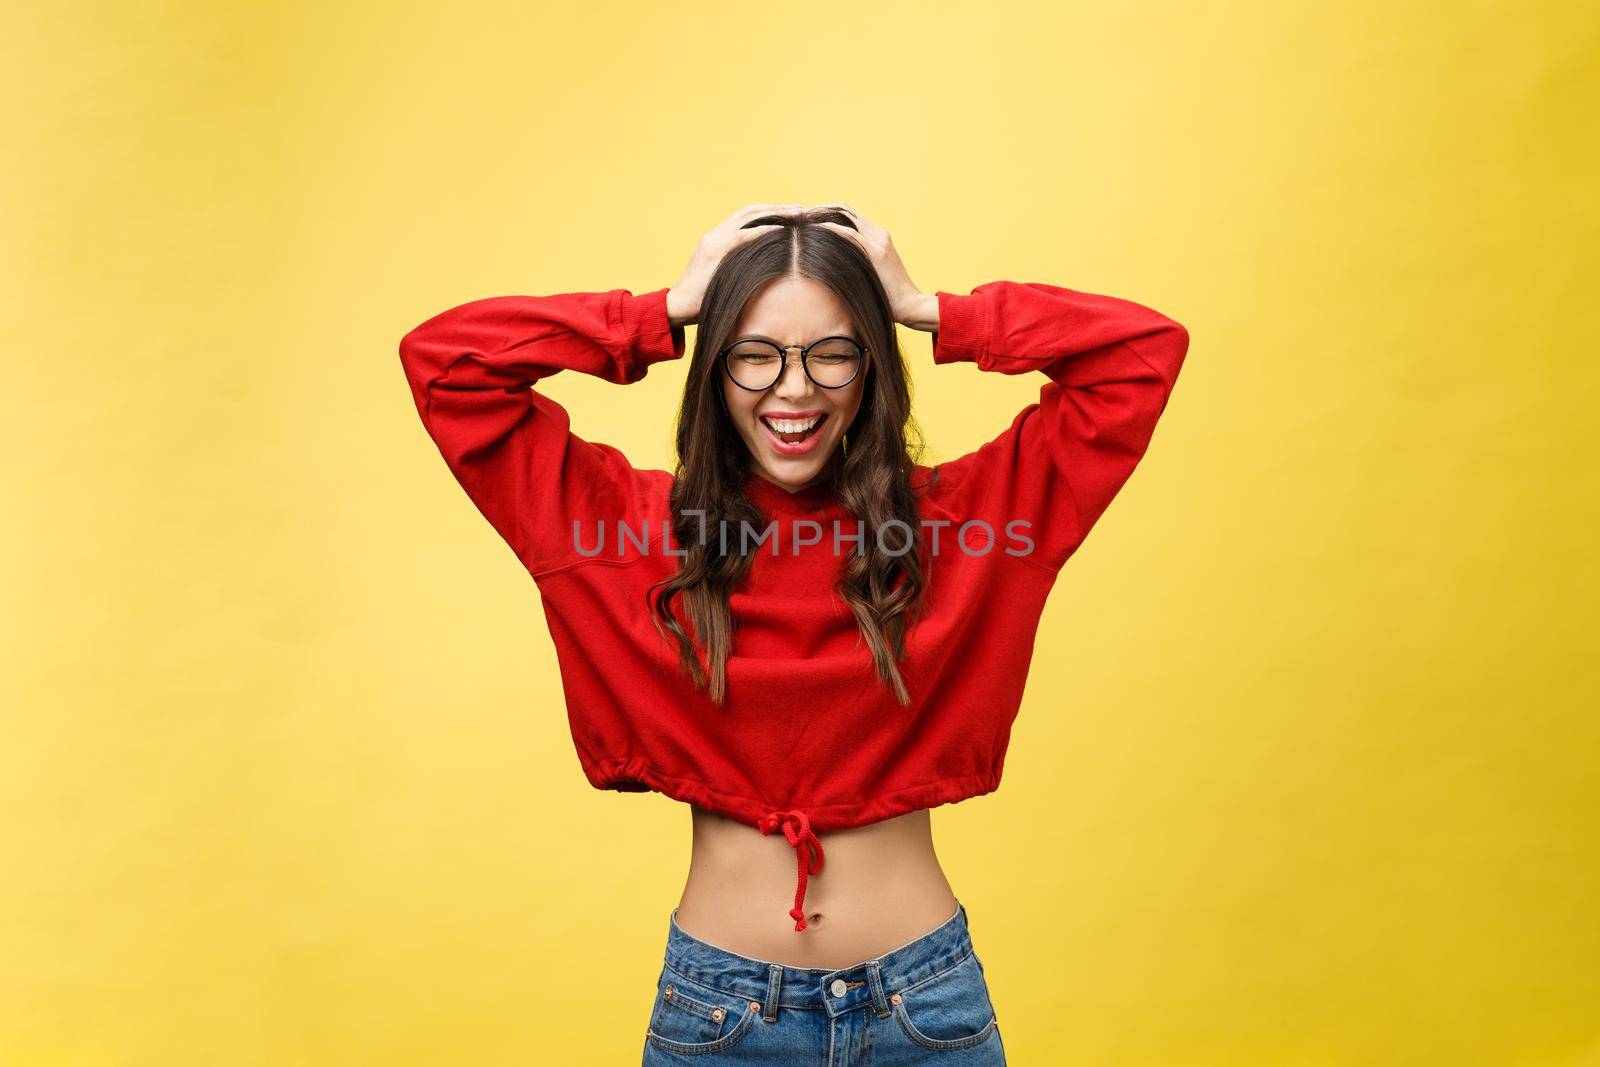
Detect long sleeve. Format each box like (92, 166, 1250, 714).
(930, 281, 1189, 573)
(397, 287, 686, 577)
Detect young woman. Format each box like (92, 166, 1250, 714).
(397, 203, 1189, 1064)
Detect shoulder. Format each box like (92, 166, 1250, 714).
(910, 460, 973, 523)
(910, 452, 986, 505)
(632, 466, 676, 519)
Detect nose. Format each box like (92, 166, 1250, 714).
(772, 348, 812, 399)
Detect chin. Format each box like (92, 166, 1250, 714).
(751, 441, 841, 488)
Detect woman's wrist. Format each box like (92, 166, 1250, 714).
(899, 291, 940, 333)
(665, 286, 693, 328)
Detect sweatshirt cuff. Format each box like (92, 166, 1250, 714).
(619, 287, 687, 373)
(930, 290, 989, 366)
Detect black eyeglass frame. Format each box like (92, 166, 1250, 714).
(718, 337, 871, 391)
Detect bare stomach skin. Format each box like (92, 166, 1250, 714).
(673, 804, 960, 970)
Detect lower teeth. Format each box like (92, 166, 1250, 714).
(772, 423, 817, 444)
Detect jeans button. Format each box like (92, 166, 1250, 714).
(830, 978, 848, 998)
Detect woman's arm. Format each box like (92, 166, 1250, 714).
(927, 280, 1189, 573)
(808, 208, 1188, 573)
(396, 287, 685, 577)
(395, 207, 803, 577)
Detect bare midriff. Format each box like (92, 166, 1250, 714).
(673, 804, 961, 970)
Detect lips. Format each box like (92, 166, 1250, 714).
(759, 411, 828, 455)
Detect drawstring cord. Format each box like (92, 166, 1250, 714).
(758, 808, 826, 931)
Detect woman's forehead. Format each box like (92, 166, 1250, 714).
(732, 279, 857, 337)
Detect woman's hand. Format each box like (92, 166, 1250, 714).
(665, 204, 804, 327)
(812, 205, 939, 332)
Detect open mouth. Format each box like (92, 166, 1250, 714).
(761, 409, 832, 441)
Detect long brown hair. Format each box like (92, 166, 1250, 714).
(647, 208, 930, 706)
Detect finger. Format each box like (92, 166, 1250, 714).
(815, 221, 866, 244)
(732, 223, 787, 242)
(736, 203, 803, 219)
(817, 207, 880, 237)
(817, 221, 877, 255)
(812, 203, 862, 222)
(718, 205, 776, 227)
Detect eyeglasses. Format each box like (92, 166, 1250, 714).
(720, 337, 869, 391)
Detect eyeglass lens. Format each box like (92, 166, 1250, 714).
(725, 339, 863, 389)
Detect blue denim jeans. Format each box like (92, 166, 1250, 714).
(641, 900, 1005, 1064)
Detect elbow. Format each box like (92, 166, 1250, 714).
(397, 323, 454, 386)
(397, 320, 437, 366)
(397, 325, 426, 372)
(1162, 322, 1190, 386)
(1154, 318, 1190, 369)
(1127, 319, 1188, 397)
(397, 301, 470, 375)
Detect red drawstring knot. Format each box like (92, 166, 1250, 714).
(759, 808, 826, 931)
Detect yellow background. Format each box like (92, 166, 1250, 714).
(4, 2, 1597, 1064)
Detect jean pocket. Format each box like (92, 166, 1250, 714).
(890, 951, 1000, 1052)
(646, 969, 760, 1056)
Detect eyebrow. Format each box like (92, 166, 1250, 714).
(738, 332, 859, 345)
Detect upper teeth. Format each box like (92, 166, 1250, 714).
(764, 415, 821, 433)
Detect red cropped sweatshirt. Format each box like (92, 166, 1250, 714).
(398, 280, 1188, 930)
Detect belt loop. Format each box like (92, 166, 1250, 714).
(865, 959, 890, 1018)
(764, 963, 782, 1022)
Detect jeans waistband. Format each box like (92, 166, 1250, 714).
(663, 901, 972, 1020)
